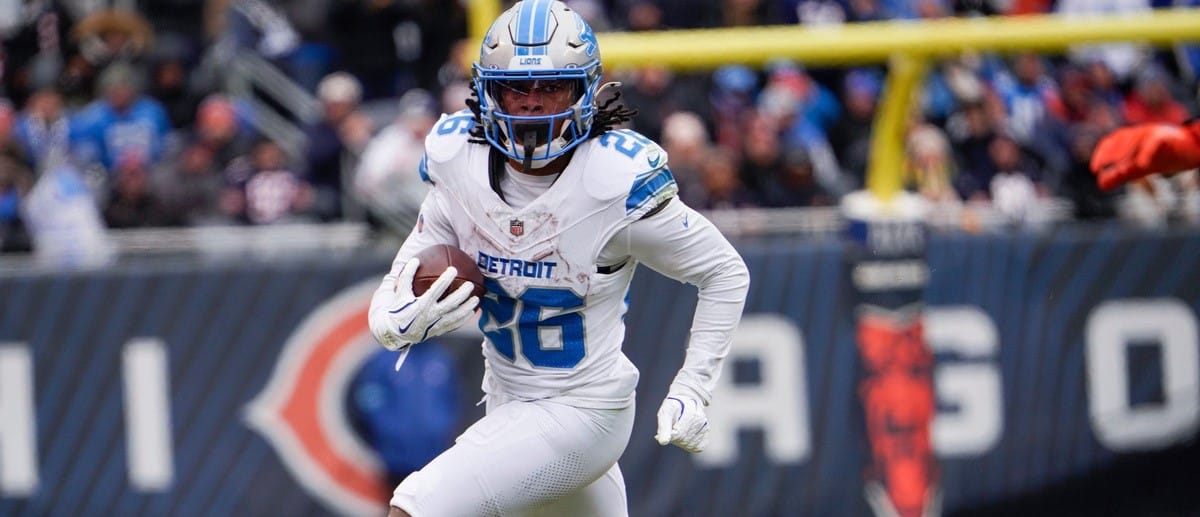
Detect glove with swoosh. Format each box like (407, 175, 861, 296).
(369, 257, 479, 351)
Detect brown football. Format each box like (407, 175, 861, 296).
(410, 244, 486, 300)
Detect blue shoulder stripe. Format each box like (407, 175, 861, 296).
(418, 154, 431, 184)
(626, 167, 677, 215)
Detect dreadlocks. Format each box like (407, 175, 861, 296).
(464, 90, 489, 145)
(588, 87, 639, 139)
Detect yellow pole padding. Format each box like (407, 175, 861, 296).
(868, 55, 927, 201)
(596, 9, 1200, 70)
(469, 0, 500, 42)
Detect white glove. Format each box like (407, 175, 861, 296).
(368, 257, 479, 351)
(654, 391, 709, 453)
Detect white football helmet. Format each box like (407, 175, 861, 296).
(473, 0, 603, 168)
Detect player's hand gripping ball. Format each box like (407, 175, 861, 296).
(371, 245, 484, 351)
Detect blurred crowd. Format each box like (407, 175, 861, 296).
(3, 0, 1200, 256)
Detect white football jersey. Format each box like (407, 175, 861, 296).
(399, 110, 677, 408)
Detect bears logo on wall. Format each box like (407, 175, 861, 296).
(243, 281, 388, 516)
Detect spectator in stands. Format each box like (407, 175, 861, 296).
(914, 0, 950, 18)
(153, 142, 228, 226)
(354, 89, 436, 230)
(14, 87, 73, 170)
(621, 1, 664, 30)
(1061, 126, 1117, 221)
(660, 110, 712, 206)
(947, 98, 999, 190)
(2, 0, 1200, 239)
(708, 65, 758, 153)
(225, 139, 315, 225)
(0, 153, 33, 252)
(766, 60, 841, 143)
(0, 0, 75, 108)
(994, 53, 1073, 186)
(1122, 65, 1190, 125)
(186, 94, 254, 171)
(147, 49, 203, 130)
(57, 52, 100, 109)
(696, 147, 758, 209)
(906, 123, 960, 204)
(759, 147, 827, 207)
(829, 68, 881, 188)
(987, 133, 1045, 226)
(739, 108, 785, 198)
(0, 100, 33, 172)
(1083, 59, 1123, 109)
(71, 62, 171, 173)
(787, 0, 849, 25)
(622, 65, 710, 143)
(720, 0, 789, 26)
(993, 52, 1063, 146)
(0, 100, 34, 251)
(843, 0, 910, 22)
(756, 62, 848, 198)
(102, 153, 176, 228)
(304, 71, 373, 221)
(1053, 65, 1099, 125)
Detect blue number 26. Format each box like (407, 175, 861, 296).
(478, 279, 585, 368)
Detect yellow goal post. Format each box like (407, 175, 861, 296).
(466, 1, 1200, 201)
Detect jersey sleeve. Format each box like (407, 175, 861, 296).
(618, 198, 750, 404)
(417, 153, 431, 185)
(626, 166, 678, 219)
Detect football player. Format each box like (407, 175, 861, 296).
(366, 1, 751, 516)
(1090, 119, 1200, 190)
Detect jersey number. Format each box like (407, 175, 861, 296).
(436, 115, 475, 135)
(598, 129, 651, 159)
(479, 279, 586, 368)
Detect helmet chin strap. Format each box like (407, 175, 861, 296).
(522, 129, 537, 173)
(514, 121, 553, 172)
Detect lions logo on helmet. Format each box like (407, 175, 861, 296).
(473, 0, 604, 169)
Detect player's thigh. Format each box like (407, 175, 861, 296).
(526, 462, 628, 517)
(392, 399, 633, 516)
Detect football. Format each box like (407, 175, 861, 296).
(410, 244, 487, 300)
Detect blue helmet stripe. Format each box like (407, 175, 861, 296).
(535, 0, 552, 43)
(514, 0, 552, 56)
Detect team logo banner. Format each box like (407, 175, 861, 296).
(1, 229, 1198, 516)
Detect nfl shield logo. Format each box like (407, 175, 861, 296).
(509, 219, 524, 237)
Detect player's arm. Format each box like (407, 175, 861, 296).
(1090, 119, 1200, 190)
(368, 187, 477, 352)
(622, 197, 750, 452)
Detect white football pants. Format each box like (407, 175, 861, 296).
(391, 394, 635, 517)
